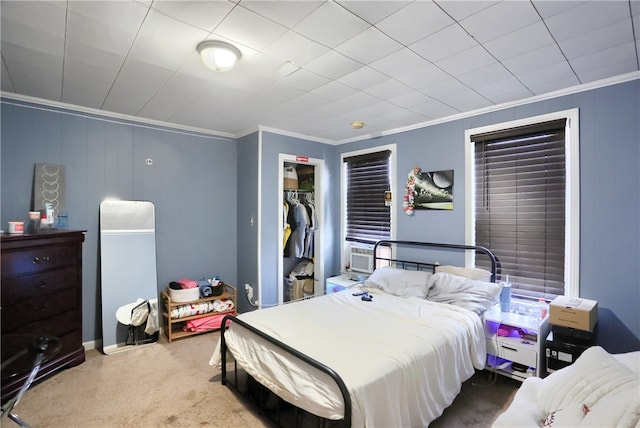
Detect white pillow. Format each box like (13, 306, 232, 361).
(363, 266, 432, 298)
(426, 272, 502, 314)
(434, 265, 492, 282)
(538, 346, 639, 415)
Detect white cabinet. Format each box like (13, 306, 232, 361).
(325, 273, 366, 294)
(484, 302, 550, 381)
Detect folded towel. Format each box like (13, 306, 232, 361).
(177, 279, 198, 289)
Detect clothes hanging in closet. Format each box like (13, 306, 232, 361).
(284, 192, 317, 258)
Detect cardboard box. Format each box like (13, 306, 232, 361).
(549, 296, 598, 332)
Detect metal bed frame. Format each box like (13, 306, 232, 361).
(219, 240, 499, 427)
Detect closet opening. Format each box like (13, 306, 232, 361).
(278, 155, 324, 305)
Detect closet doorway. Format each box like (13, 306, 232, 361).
(278, 154, 324, 305)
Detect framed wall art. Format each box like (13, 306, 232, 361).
(403, 167, 453, 215)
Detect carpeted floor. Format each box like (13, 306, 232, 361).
(7, 331, 519, 427)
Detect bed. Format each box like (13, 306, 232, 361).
(210, 240, 502, 427)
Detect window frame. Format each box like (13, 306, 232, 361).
(341, 144, 396, 267)
(464, 109, 580, 298)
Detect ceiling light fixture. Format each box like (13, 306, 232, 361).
(197, 40, 241, 72)
(351, 120, 365, 129)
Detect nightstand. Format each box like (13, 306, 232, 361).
(325, 273, 367, 294)
(484, 301, 550, 381)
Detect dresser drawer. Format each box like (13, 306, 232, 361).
(1, 268, 79, 305)
(1, 288, 79, 333)
(486, 338, 537, 367)
(1, 244, 80, 277)
(2, 309, 81, 339)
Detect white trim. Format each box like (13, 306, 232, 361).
(340, 144, 397, 270)
(464, 108, 580, 297)
(336, 72, 638, 145)
(1, 92, 234, 140)
(258, 125, 334, 145)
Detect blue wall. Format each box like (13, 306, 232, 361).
(338, 79, 640, 352)
(1, 99, 238, 343)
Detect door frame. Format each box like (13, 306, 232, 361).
(278, 153, 324, 304)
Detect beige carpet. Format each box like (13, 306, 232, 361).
(9, 331, 519, 427)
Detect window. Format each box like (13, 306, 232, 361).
(465, 110, 579, 300)
(343, 149, 392, 244)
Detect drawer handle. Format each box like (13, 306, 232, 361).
(32, 256, 51, 264)
(501, 345, 518, 352)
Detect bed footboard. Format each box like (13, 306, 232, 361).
(220, 314, 352, 427)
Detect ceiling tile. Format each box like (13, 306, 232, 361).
(482, 21, 556, 61)
(435, 1, 495, 21)
(544, 1, 631, 42)
(336, 27, 403, 65)
(368, 47, 432, 77)
(65, 40, 126, 72)
(67, 1, 148, 34)
(376, 1, 454, 45)
(0, 1, 66, 38)
(501, 44, 566, 75)
(531, 1, 585, 19)
(240, 1, 322, 28)
(419, 77, 469, 99)
(438, 88, 492, 111)
(263, 30, 330, 67)
(410, 24, 478, 62)
(337, 66, 388, 91)
(436, 45, 497, 77)
(293, 1, 370, 48)
(364, 79, 414, 100)
(128, 9, 209, 70)
(410, 98, 460, 119)
(456, 62, 512, 88)
(3, 58, 63, 101)
(0, 10, 65, 56)
(137, 72, 207, 121)
(1, 60, 14, 92)
(389, 91, 434, 109)
(559, 18, 634, 60)
(570, 42, 639, 83)
(304, 50, 362, 80)
(336, 1, 411, 25)
(213, 5, 288, 51)
(517, 62, 580, 94)
(474, 76, 533, 104)
(394, 64, 451, 91)
(151, 0, 235, 32)
(66, 11, 141, 57)
(311, 81, 360, 101)
(62, 60, 120, 108)
(277, 68, 331, 92)
(459, 1, 540, 43)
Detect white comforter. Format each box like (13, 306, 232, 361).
(210, 288, 486, 427)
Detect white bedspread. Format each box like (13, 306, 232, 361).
(210, 289, 486, 427)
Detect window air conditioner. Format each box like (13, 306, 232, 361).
(350, 244, 374, 273)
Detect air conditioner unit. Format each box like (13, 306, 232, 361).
(349, 244, 374, 273)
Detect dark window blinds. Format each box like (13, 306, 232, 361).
(472, 119, 567, 300)
(344, 150, 391, 244)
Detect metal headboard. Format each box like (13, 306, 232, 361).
(372, 240, 501, 283)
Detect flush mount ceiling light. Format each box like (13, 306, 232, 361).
(351, 120, 365, 129)
(197, 40, 241, 72)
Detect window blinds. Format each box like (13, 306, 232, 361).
(344, 150, 391, 244)
(472, 119, 567, 300)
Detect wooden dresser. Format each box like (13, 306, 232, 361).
(1, 230, 86, 401)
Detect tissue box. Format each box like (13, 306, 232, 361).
(549, 296, 598, 332)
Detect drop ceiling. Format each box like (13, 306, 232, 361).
(1, 1, 638, 143)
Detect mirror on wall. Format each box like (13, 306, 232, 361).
(100, 200, 158, 354)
